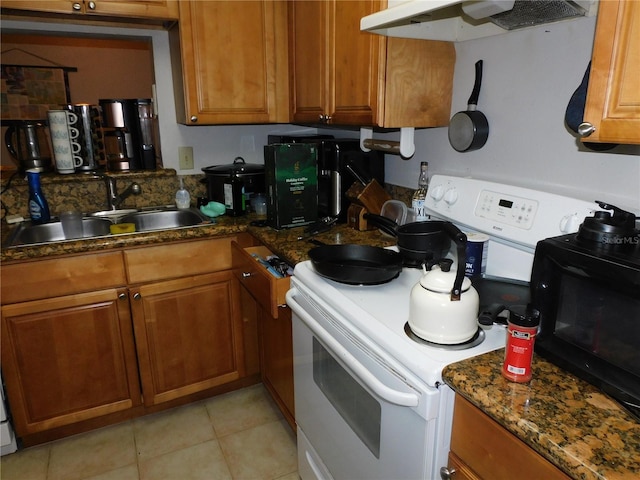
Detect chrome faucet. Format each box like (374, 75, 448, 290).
(105, 177, 142, 210)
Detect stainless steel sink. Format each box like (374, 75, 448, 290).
(4, 208, 213, 248)
(4, 218, 113, 247)
(118, 208, 211, 232)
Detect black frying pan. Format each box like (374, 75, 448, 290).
(308, 244, 403, 285)
(449, 60, 489, 152)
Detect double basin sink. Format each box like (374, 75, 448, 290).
(4, 207, 213, 248)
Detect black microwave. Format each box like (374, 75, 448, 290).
(531, 205, 640, 418)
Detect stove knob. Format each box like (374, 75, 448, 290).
(560, 213, 580, 233)
(430, 184, 445, 202)
(443, 188, 458, 206)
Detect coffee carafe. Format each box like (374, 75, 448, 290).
(4, 120, 53, 173)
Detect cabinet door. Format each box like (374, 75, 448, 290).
(289, 0, 329, 124)
(330, 0, 385, 126)
(1, 289, 141, 436)
(171, 0, 289, 125)
(131, 271, 246, 406)
(0, 0, 178, 19)
(583, 0, 640, 144)
(259, 306, 295, 430)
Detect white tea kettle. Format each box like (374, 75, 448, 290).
(408, 225, 479, 344)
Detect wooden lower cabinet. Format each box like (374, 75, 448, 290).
(446, 395, 570, 480)
(259, 305, 294, 430)
(1, 288, 141, 436)
(0, 234, 260, 444)
(232, 242, 295, 430)
(130, 271, 246, 406)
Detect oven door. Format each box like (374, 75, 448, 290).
(287, 287, 444, 480)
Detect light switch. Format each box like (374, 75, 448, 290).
(178, 146, 194, 170)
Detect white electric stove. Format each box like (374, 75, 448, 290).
(287, 174, 597, 480)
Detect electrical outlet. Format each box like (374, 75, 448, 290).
(178, 146, 194, 170)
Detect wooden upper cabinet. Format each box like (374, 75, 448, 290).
(289, 0, 455, 128)
(582, 0, 640, 145)
(0, 0, 178, 20)
(170, 0, 290, 125)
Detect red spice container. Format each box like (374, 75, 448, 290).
(502, 304, 540, 383)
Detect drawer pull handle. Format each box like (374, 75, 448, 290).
(242, 272, 253, 278)
(133, 293, 141, 300)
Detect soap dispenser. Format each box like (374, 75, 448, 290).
(26, 169, 51, 224)
(175, 177, 191, 209)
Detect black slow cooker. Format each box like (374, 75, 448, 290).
(201, 157, 265, 205)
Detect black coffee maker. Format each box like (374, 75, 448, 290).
(99, 98, 157, 171)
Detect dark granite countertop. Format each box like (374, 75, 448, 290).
(1, 214, 394, 264)
(443, 350, 640, 480)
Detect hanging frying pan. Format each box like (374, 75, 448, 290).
(449, 60, 489, 152)
(308, 243, 403, 285)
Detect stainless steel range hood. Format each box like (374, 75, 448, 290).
(361, 0, 598, 42)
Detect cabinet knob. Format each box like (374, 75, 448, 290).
(578, 122, 595, 137)
(439, 467, 457, 479)
(242, 272, 253, 278)
(72, 2, 82, 11)
(87, 1, 96, 10)
(118, 293, 127, 300)
(190, 115, 198, 123)
(133, 292, 142, 300)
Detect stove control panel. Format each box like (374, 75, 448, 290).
(425, 175, 596, 249)
(475, 190, 538, 230)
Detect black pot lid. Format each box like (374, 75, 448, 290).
(202, 156, 264, 176)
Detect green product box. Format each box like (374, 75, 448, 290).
(264, 143, 318, 229)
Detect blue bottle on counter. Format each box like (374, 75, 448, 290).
(26, 169, 50, 224)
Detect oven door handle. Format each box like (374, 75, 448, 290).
(287, 291, 420, 408)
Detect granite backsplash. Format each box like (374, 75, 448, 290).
(0, 168, 413, 221)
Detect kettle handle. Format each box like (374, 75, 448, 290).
(442, 222, 467, 301)
(4, 126, 18, 160)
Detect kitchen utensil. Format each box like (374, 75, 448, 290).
(362, 216, 452, 267)
(345, 178, 392, 219)
(448, 60, 489, 152)
(308, 243, 403, 285)
(4, 120, 53, 173)
(408, 224, 479, 344)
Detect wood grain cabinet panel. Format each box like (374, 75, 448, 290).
(130, 271, 246, 406)
(289, 0, 455, 127)
(232, 241, 294, 430)
(447, 395, 570, 480)
(583, 0, 640, 144)
(1, 288, 141, 436)
(0, 0, 178, 20)
(169, 0, 289, 125)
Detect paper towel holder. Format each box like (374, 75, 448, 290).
(360, 127, 415, 158)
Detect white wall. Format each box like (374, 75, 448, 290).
(383, 16, 640, 212)
(3, 16, 639, 212)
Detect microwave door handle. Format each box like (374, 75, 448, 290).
(286, 290, 420, 408)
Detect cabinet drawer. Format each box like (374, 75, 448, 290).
(451, 395, 570, 480)
(1, 251, 126, 304)
(125, 236, 237, 284)
(232, 243, 290, 318)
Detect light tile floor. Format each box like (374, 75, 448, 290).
(0, 384, 298, 480)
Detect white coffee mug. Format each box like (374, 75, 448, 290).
(48, 110, 83, 174)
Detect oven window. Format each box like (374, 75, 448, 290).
(312, 338, 381, 458)
(555, 275, 640, 377)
